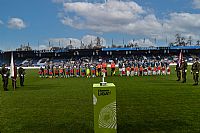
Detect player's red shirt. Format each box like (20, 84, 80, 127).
(102, 63, 107, 68)
(126, 67, 131, 71)
(148, 66, 152, 71)
(157, 66, 161, 71)
(139, 66, 143, 71)
(111, 63, 115, 68)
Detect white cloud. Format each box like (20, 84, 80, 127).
(60, 1, 164, 37)
(0, 20, 3, 25)
(49, 38, 81, 48)
(193, 0, 200, 9)
(81, 35, 106, 46)
(58, 1, 200, 46)
(31, 44, 48, 50)
(49, 35, 106, 48)
(39, 45, 48, 50)
(162, 13, 200, 43)
(165, 13, 200, 33)
(61, 1, 147, 33)
(128, 39, 155, 47)
(8, 18, 26, 29)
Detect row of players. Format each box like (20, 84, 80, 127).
(38, 63, 171, 78)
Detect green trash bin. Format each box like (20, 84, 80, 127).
(93, 83, 117, 133)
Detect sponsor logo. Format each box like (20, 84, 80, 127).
(98, 90, 111, 96)
(99, 101, 117, 129)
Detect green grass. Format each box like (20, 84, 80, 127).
(1, 67, 200, 133)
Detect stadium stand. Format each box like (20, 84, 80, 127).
(0, 46, 200, 67)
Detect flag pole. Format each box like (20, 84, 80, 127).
(10, 51, 14, 78)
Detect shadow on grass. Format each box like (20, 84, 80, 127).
(16, 121, 94, 133)
(118, 119, 191, 133)
(16, 84, 66, 91)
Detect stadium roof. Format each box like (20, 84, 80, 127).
(102, 46, 200, 51)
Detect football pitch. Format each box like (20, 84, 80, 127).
(1, 67, 200, 133)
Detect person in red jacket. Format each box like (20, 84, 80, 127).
(167, 66, 171, 75)
(111, 61, 116, 76)
(39, 67, 44, 78)
(153, 66, 157, 75)
(162, 66, 166, 75)
(139, 65, 143, 76)
(59, 67, 64, 78)
(143, 67, 148, 76)
(54, 67, 59, 78)
(148, 65, 152, 76)
(102, 62, 107, 76)
(126, 66, 131, 76)
(134, 65, 139, 76)
(44, 69, 48, 78)
(131, 65, 134, 76)
(157, 65, 161, 75)
(97, 63, 102, 76)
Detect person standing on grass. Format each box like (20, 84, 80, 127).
(167, 65, 171, 75)
(59, 66, 64, 78)
(76, 65, 80, 77)
(134, 65, 139, 76)
(180, 59, 188, 83)
(111, 61, 116, 76)
(191, 58, 200, 86)
(175, 61, 181, 81)
(0, 64, 9, 91)
(97, 63, 101, 76)
(139, 65, 143, 76)
(131, 65, 135, 76)
(118, 62, 123, 76)
(18, 64, 25, 86)
(102, 61, 107, 76)
(91, 64, 96, 78)
(86, 65, 91, 78)
(39, 67, 44, 78)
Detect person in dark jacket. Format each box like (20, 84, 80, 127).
(191, 58, 200, 85)
(1, 64, 9, 91)
(180, 59, 188, 83)
(175, 63, 181, 81)
(18, 64, 25, 86)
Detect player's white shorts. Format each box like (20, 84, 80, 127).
(131, 71, 134, 76)
(157, 70, 161, 75)
(127, 71, 130, 76)
(135, 72, 138, 76)
(162, 71, 166, 75)
(148, 70, 152, 75)
(153, 71, 156, 75)
(144, 72, 147, 76)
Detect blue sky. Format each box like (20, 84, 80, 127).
(0, 0, 200, 50)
